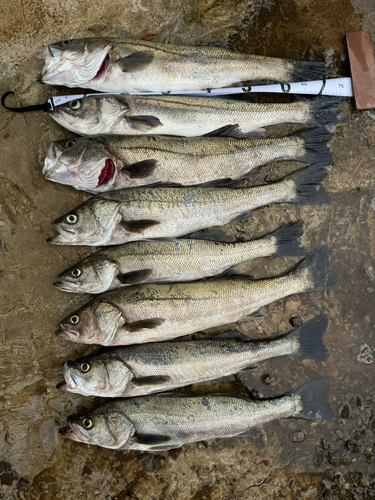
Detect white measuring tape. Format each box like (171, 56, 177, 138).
(48, 77, 353, 109)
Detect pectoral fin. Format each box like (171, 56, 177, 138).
(132, 375, 171, 386)
(124, 159, 157, 179)
(127, 116, 162, 131)
(116, 51, 154, 72)
(122, 318, 165, 332)
(117, 269, 153, 284)
(134, 434, 171, 445)
(121, 219, 160, 233)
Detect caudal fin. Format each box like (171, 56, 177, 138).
(292, 377, 331, 421)
(291, 314, 329, 361)
(270, 221, 305, 257)
(294, 247, 338, 292)
(287, 162, 329, 205)
(289, 59, 326, 82)
(307, 96, 344, 126)
(297, 127, 333, 166)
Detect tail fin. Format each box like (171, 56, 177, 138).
(287, 162, 329, 205)
(270, 222, 305, 257)
(291, 377, 331, 421)
(291, 314, 329, 361)
(289, 59, 326, 82)
(297, 127, 333, 166)
(294, 247, 338, 292)
(307, 96, 344, 126)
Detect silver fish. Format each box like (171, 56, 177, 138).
(58, 315, 328, 397)
(48, 162, 328, 247)
(56, 247, 337, 346)
(48, 94, 342, 137)
(40, 38, 326, 92)
(58, 377, 331, 450)
(43, 128, 332, 192)
(53, 222, 304, 294)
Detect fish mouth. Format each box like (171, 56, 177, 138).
(53, 279, 82, 292)
(55, 326, 79, 340)
(56, 380, 68, 391)
(59, 423, 86, 442)
(47, 224, 77, 245)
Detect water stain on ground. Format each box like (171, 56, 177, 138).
(1, 0, 375, 499)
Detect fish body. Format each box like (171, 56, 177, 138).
(43, 128, 332, 192)
(59, 377, 331, 450)
(48, 162, 328, 247)
(40, 38, 326, 92)
(59, 315, 329, 397)
(48, 94, 342, 137)
(56, 247, 337, 346)
(53, 222, 304, 294)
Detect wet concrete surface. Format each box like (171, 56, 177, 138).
(0, 0, 375, 499)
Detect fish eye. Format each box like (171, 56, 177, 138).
(66, 140, 75, 148)
(66, 214, 78, 224)
(80, 362, 90, 372)
(71, 269, 81, 278)
(82, 418, 93, 429)
(63, 40, 71, 46)
(70, 100, 81, 110)
(70, 315, 79, 325)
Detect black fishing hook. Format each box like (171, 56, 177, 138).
(1, 91, 51, 112)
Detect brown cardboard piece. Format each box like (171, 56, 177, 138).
(346, 32, 375, 110)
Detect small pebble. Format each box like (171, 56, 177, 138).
(291, 431, 305, 443)
(353, 430, 364, 440)
(289, 479, 296, 490)
(356, 395, 363, 407)
(340, 403, 354, 419)
(364, 453, 375, 464)
(279, 491, 286, 498)
(341, 453, 352, 465)
(345, 439, 362, 453)
(289, 316, 303, 327)
(261, 373, 273, 385)
(366, 287, 374, 293)
(17, 478, 30, 492)
(358, 477, 369, 487)
(364, 266, 374, 281)
(335, 430, 345, 440)
(328, 453, 341, 466)
(321, 438, 331, 450)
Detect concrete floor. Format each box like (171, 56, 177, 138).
(0, 0, 375, 499)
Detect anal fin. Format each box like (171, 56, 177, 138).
(237, 308, 265, 323)
(237, 424, 265, 437)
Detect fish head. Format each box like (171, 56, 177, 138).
(59, 353, 131, 397)
(43, 137, 117, 192)
(60, 406, 134, 449)
(57, 300, 124, 345)
(41, 38, 111, 87)
(48, 198, 121, 246)
(49, 96, 130, 135)
(54, 256, 120, 294)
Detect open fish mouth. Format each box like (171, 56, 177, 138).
(55, 326, 80, 340)
(59, 422, 87, 442)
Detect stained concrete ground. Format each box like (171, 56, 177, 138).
(0, 1, 375, 499)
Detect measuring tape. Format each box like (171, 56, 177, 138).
(1, 77, 353, 113)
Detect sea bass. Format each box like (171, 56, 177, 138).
(43, 128, 332, 193)
(56, 247, 337, 346)
(48, 162, 328, 247)
(40, 38, 326, 92)
(53, 222, 304, 294)
(47, 94, 343, 137)
(59, 377, 331, 450)
(58, 315, 329, 397)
